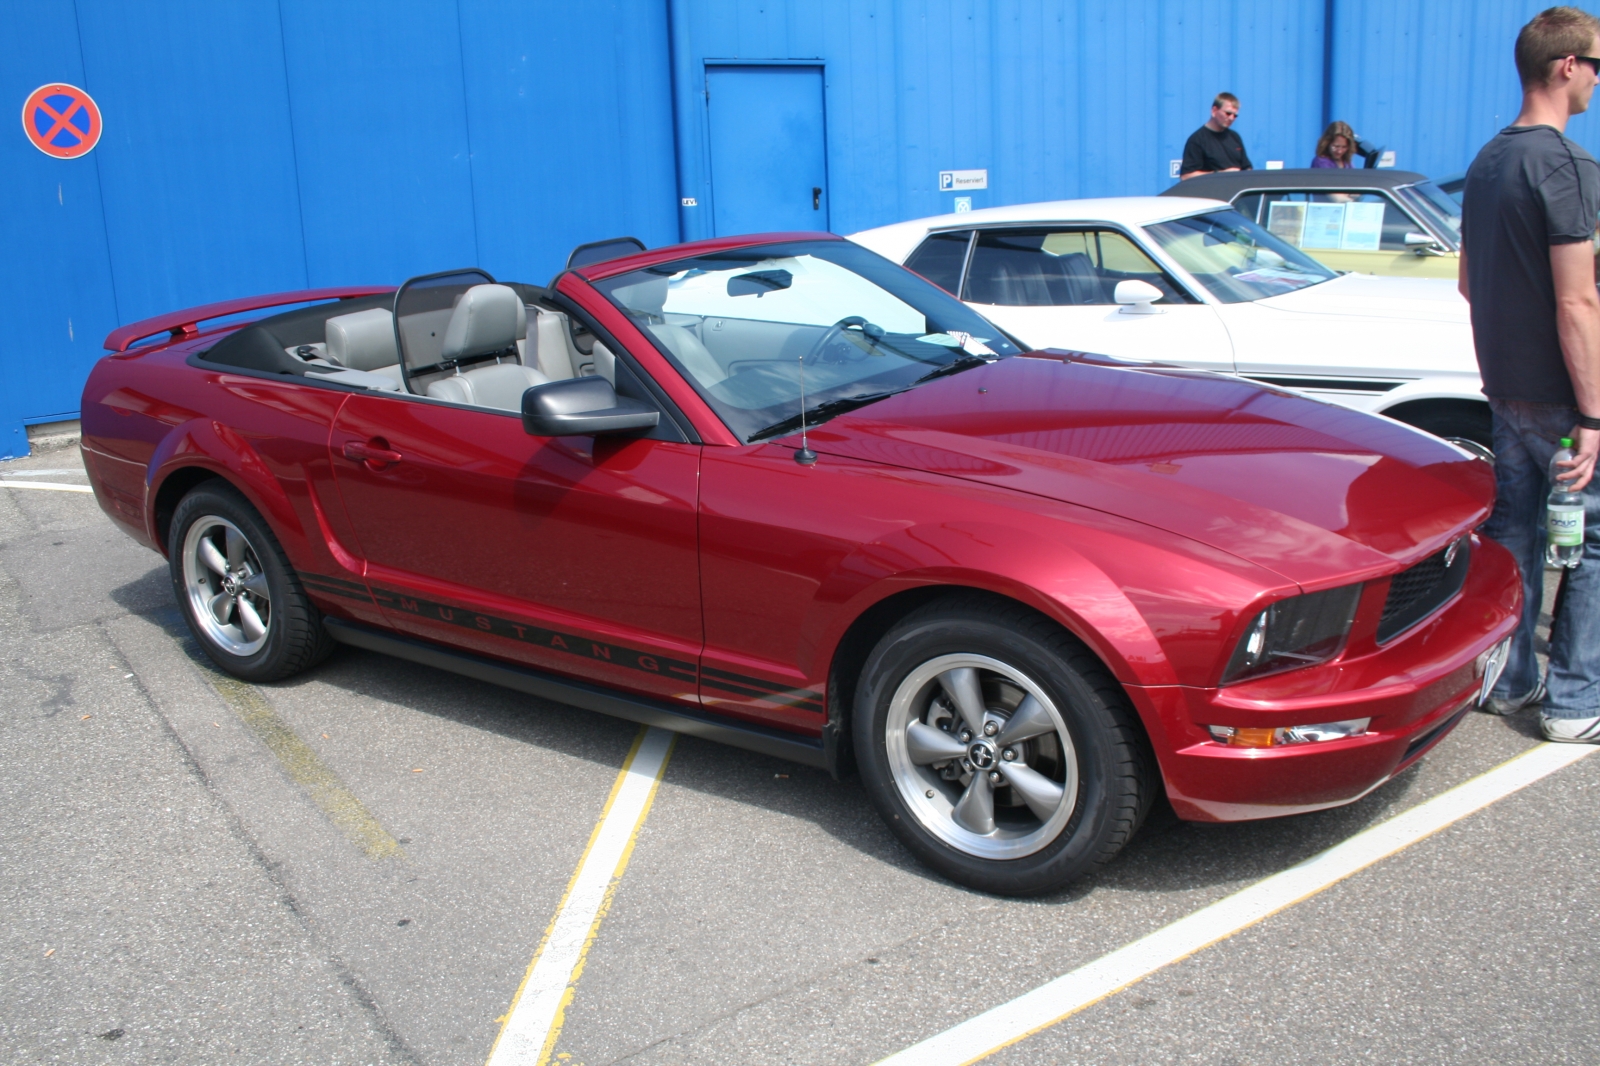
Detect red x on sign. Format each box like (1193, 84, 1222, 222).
(22, 83, 102, 159)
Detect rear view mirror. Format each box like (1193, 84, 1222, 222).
(1114, 279, 1164, 315)
(727, 269, 793, 297)
(522, 377, 659, 437)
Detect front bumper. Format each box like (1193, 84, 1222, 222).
(1130, 533, 1522, 822)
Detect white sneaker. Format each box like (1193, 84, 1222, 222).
(1482, 679, 1545, 717)
(1540, 714, 1600, 743)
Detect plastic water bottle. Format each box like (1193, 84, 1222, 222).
(1547, 437, 1585, 569)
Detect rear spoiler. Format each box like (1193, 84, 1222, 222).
(103, 286, 395, 352)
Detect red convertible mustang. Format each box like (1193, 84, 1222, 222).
(81, 233, 1518, 895)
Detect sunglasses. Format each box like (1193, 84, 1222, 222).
(1574, 55, 1600, 75)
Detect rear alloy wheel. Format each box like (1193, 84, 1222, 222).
(854, 596, 1154, 895)
(169, 482, 333, 681)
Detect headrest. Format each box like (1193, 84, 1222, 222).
(325, 308, 399, 371)
(610, 275, 668, 318)
(441, 284, 521, 361)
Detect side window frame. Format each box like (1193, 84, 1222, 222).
(1238, 187, 1435, 252)
(905, 228, 976, 297)
(959, 224, 1202, 306)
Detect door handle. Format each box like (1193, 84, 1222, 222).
(813, 186, 822, 210)
(342, 439, 403, 467)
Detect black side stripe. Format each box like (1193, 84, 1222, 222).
(699, 666, 825, 713)
(301, 574, 825, 714)
(301, 574, 376, 603)
(1244, 375, 1405, 393)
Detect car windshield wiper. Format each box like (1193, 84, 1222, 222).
(748, 390, 901, 442)
(912, 352, 992, 384)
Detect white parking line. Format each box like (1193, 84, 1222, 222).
(485, 725, 676, 1066)
(875, 741, 1599, 1066)
(0, 481, 92, 493)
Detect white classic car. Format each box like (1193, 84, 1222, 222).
(849, 198, 1489, 450)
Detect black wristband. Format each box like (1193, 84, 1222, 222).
(1579, 413, 1600, 431)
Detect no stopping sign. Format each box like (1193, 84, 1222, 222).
(23, 83, 102, 159)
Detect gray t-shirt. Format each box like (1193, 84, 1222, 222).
(1462, 124, 1600, 405)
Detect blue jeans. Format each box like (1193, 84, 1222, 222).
(1483, 398, 1600, 718)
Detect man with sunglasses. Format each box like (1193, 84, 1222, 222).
(1460, 6, 1600, 742)
(1179, 92, 1251, 180)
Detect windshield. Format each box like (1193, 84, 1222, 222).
(1144, 210, 1336, 303)
(594, 240, 1020, 442)
(1396, 181, 1462, 247)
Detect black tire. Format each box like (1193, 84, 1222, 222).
(1396, 404, 1493, 456)
(853, 594, 1155, 896)
(168, 480, 334, 682)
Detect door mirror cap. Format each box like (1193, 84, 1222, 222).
(522, 376, 660, 437)
(1114, 279, 1165, 314)
(1404, 232, 1445, 254)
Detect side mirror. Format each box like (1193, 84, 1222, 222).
(1114, 279, 1164, 315)
(1404, 232, 1444, 255)
(522, 377, 659, 437)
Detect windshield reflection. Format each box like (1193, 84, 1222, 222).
(1146, 210, 1336, 303)
(596, 240, 1019, 442)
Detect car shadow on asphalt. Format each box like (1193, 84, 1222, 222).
(107, 572, 1541, 906)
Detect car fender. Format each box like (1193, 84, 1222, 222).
(811, 519, 1184, 691)
(146, 417, 307, 560)
(1370, 376, 1488, 415)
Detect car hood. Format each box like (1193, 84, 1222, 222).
(800, 354, 1492, 588)
(1253, 271, 1466, 325)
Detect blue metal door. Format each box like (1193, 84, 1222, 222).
(706, 66, 828, 236)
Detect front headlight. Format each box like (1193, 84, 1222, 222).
(1221, 584, 1363, 685)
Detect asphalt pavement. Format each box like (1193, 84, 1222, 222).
(1, 447, 1594, 1065)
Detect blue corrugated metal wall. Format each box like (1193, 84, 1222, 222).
(2, 0, 1591, 456)
(669, 0, 1327, 241)
(1331, 0, 1599, 181)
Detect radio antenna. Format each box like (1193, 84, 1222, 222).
(794, 347, 817, 465)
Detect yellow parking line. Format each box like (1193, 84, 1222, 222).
(203, 669, 405, 861)
(486, 725, 676, 1066)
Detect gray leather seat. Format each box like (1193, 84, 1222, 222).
(611, 275, 725, 384)
(425, 284, 548, 410)
(427, 361, 549, 409)
(325, 307, 400, 371)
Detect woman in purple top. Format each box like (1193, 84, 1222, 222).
(1311, 121, 1360, 168)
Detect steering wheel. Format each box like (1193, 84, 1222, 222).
(805, 316, 879, 365)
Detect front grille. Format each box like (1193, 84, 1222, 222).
(1377, 537, 1471, 643)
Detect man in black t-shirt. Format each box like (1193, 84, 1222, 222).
(1179, 93, 1251, 179)
(1462, 6, 1600, 742)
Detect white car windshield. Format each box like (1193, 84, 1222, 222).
(595, 240, 1019, 443)
(1145, 210, 1336, 303)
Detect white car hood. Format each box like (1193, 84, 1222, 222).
(1253, 272, 1467, 325)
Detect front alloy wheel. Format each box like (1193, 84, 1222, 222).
(886, 654, 1079, 860)
(855, 595, 1154, 895)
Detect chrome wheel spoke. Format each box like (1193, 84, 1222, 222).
(906, 720, 968, 764)
(1000, 762, 1066, 822)
(208, 591, 235, 626)
(184, 516, 272, 657)
(951, 770, 995, 835)
(938, 667, 989, 735)
(198, 537, 230, 578)
(237, 571, 270, 601)
(997, 694, 1055, 746)
(225, 528, 245, 569)
(236, 597, 267, 642)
